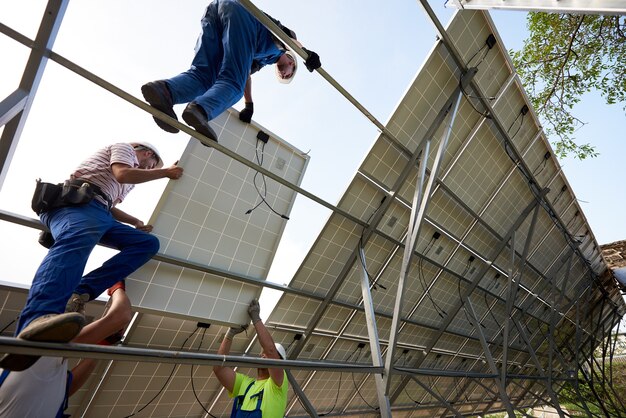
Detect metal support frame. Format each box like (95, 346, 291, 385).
(0, 89, 28, 128)
(0, 336, 382, 372)
(444, 0, 626, 15)
(502, 204, 540, 389)
(1, 0, 623, 415)
(357, 246, 392, 417)
(384, 85, 465, 393)
(390, 193, 544, 403)
(408, 375, 463, 417)
(513, 318, 566, 418)
(0, 0, 68, 188)
(286, 370, 320, 418)
(463, 295, 517, 416)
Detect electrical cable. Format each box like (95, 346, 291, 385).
(399, 351, 421, 405)
(358, 196, 388, 291)
(319, 344, 361, 416)
(466, 43, 490, 68)
(457, 257, 486, 330)
(0, 316, 18, 334)
(350, 346, 379, 411)
(506, 110, 524, 141)
(459, 73, 492, 119)
(123, 326, 200, 418)
(245, 137, 289, 220)
(418, 238, 447, 318)
(190, 327, 218, 418)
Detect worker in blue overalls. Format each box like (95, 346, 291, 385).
(213, 299, 288, 417)
(141, 0, 321, 142)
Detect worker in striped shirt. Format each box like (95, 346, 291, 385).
(0, 142, 183, 372)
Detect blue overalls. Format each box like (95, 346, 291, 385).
(16, 200, 159, 333)
(231, 381, 264, 418)
(166, 0, 284, 121)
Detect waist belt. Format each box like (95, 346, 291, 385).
(68, 179, 112, 209)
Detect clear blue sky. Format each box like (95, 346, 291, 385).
(0, 1, 623, 297)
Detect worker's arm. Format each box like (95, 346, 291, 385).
(111, 161, 182, 185)
(248, 300, 284, 386)
(109, 207, 153, 232)
(213, 326, 246, 393)
(68, 359, 97, 396)
(243, 76, 252, 103)
(239, 76, 254, 123)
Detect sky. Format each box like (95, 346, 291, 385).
(0, 0, 624, 314)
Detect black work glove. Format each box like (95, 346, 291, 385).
(239, 102, 254, 123)
(302, 48, 321, 72)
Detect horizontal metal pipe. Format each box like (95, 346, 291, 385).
(0, 336, 382, 373)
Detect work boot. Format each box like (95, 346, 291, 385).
(141, 80, 180, 133)
(0, 312, 85, 371)
(65, 293, 90, 316)
(182, 102, 218, 143)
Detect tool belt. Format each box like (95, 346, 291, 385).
(31, 178, 112, 215)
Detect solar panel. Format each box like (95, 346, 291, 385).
(125, 109, 309, 326)
(1, 2, 625, 417)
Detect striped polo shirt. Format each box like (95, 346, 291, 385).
(70, 143, 137, 207)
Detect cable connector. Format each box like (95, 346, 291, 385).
(521, 104, 529, 116)
(256, 130, 269, 144)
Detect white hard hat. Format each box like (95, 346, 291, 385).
(275, 50, 297, 84)
(131, 141, 163, 168)
(275, 343, 287, 360)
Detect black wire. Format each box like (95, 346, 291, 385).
(418, 239, 447, 318)
(399, 351, 421, 404)
(0, 316, 18, 334)
(466, 43, 489, 68)
(506, 111, 525, 141)
(357, 197, 388, 291)
(123, 327, 200, 418)
(350, 347, 379, 411)
(190, 327, 218, 418)
(459, 73, 492, 119)
(320, 345, 361, 416)
(245, 138, 289, 220)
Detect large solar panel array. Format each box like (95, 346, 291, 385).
(1, 2, 625, 418)
(260, 9, 626, 417)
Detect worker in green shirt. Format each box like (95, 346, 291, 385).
(213, 299, 288, 418)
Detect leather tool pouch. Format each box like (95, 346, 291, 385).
(31, 179, 97, 215)
(31, 179, 63, 215)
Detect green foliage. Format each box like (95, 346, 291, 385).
(558, 336, 626, 416)
(510, 13, 626, 159)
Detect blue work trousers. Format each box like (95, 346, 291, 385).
(16, 200, 159, 334)
(166, 0, 281, 120)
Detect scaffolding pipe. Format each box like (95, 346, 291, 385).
(0, 337, 383, 373)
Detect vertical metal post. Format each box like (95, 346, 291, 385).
(513, 318, 566, 418)
(384, 86, 465, 394)
(502, 204, 540, 387)
(464, 295, 517, 417)
(357, 246, 392, 417)
(0, 0, 69, 188)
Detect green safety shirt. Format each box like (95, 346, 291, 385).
(229, 371, 288, 418)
